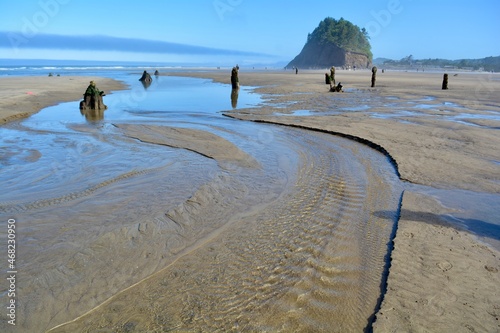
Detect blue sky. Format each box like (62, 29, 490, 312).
(0, 0, 498, 65)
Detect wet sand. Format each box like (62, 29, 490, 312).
(173, 69, 500, 193)
(0, 76, 127, 123)
(1, 71, 499, 332)
(172, 69, 500, 331)
(48, 125, 401, 333)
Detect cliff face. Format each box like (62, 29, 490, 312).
(287, 39, 371, 69)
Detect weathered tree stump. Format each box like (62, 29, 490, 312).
(139, 71, 153, 89)
(231, 67, 239, 89)
(330, 66, 336, 86)
(442, 73, 449, 90)
(371, 66, 377, 87)
(329, 82, 343, 92)
(79, 81, 107, 111)
(79, 94, 106, 110)
(139, 71, 153, 83)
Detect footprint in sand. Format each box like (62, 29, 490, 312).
(484, 265, 498, 273)
(437, 261, 453, 272)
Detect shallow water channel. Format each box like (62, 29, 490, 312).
(0, 75, 403, 332)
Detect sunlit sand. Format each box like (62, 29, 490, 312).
(0, 69, 498, 332)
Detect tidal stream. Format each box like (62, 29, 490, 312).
(0, 75, 402, 332)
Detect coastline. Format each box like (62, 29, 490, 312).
(2, 70, 499, 331)
(0, 76, 127, 124)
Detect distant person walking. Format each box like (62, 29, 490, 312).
(295, 67, 298, 74)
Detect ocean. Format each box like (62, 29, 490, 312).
(0, 59, 269, 78)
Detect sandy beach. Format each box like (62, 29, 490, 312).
(175, 69, 500, 332)
(1, 70, 499, 332)
(178, 69, 500, 332)
(0, 76, 126, 124)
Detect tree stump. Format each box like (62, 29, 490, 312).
(442, 73, 449, 89)
(139, 71, 153, 83)
(231, 67, 239, 89)
(329, 82, 343, 92)
(80, 94, 106, 110)
(371, 66, 377, 87)
(139, 71, 153, 89)
(330, 66, 336, 86)
(79, 81, 107, 111)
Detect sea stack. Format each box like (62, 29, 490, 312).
(287, 17, 372, 69)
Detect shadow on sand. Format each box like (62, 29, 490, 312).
(374, 209, 500, 242)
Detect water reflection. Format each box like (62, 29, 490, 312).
(231, 88, 239, 108)
(30, 76, 262, 125)
(139, 70, 153, 89)
(140, 79, 152, 89)
(80, 107, 104, 122)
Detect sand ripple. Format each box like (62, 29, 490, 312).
(46, 126, 401, 333)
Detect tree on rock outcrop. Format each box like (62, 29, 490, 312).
(288, 17, 372, 69)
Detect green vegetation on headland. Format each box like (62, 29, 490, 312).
(375, 55, 500, 72)
(307, 17, 373, 61)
